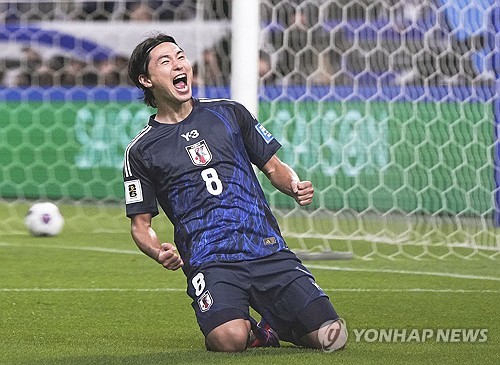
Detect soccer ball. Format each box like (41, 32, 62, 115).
(25, 202, 64, 237)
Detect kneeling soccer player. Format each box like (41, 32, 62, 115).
(123, 33, 347, 352)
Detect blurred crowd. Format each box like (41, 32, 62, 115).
(0, 0, 494, 89)
(0, 0, 228, 22)
(1, 47, 132, 87)
(0, 0, 230, 88)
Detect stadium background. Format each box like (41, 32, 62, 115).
(0, 1, 499, 363)
(1, 0, 498, 259)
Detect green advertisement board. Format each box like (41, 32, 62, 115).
(0, 93, 494, 216)
(260, 100, 494, 214)
(0, 101, 150, 200)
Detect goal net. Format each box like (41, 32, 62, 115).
(257, 0, 499, 259)
(0, 0, 498, 260)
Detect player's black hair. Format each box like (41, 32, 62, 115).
(128, 34, 178, 108)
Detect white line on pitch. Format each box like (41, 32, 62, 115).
(1, 242, 499, 282)
(0, 288, 498, 294)
(0, 241, 140, 255)
(0, 288, 184, 292)
(307, 264, 500, 282)
(324, 288, 500, 293)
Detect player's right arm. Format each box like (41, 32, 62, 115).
(130, 213, 183, 271)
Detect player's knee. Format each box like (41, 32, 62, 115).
(205, 329, 248, 352)
(205, 320, 250, 352)
(316, 319, 348, 351)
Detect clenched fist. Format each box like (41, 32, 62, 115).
(157, 242, 184, 271)
(291, 180, 314, 206)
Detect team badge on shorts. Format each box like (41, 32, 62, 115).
(186, 140, 212, 166)
(198, 290, 213, 312)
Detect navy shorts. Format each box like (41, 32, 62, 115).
(186, 249, 338, 338)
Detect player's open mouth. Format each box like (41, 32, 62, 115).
(173, 74, 188, 91)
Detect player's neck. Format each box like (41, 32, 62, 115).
(155, 99, 193, 124)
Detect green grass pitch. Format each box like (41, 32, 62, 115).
(0, 204, 499, 365)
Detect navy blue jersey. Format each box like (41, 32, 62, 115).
(123, 98, 287, 275)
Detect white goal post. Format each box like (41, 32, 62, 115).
(231, 0, 259, 115)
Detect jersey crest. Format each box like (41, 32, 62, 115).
(185, 139, 212, 166)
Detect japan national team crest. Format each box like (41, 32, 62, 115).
(197, 291, 213, 312)
(185, 140, 212, 166)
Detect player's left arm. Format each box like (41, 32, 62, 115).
(261, 154, 314, 206)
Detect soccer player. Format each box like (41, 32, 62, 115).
(123, 33, 347, 352)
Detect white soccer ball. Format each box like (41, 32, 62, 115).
(25, 202, 64, 237)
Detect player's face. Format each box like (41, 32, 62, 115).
(143, 42, 193, 106)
